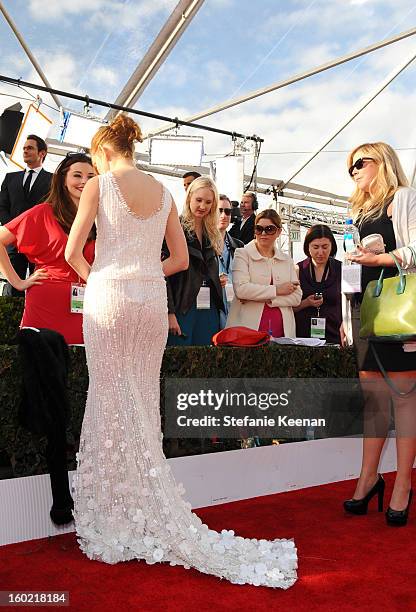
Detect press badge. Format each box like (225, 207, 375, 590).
(311, 317, 326, 338)
(341, 263, 362, 293)
(225, 283, 234, 303)
(196, 285, 210, 309)
(70, 283, 85, 313)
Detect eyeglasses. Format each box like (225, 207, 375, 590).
(348, 157, 375, 177)
(218, 208, 232, 216)
(254, 224, 280, 235)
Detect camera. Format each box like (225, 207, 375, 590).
(230, 201, 241, 224)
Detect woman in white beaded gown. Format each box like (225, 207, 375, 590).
(65, 115, 297, 588)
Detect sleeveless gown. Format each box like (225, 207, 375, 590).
(73, 172, 297, 588)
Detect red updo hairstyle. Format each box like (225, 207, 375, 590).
(91, 113, 143, 159)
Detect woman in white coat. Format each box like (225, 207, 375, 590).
(226, 209, 301, 337)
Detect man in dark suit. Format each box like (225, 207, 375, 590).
(0, 135, 52, 296)
(182, 170, 201, 192)
(228, 191, 258, 245)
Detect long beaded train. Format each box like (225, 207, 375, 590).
(73, 172, 297, 588)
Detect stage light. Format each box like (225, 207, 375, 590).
(149, 135, 203, 167)
(59, 110, 107, 149)
(0, 103, 23, 155)
(9, 103, 53, 169)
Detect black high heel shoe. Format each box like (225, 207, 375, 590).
(343, 474, 385, 515)
(385, 489, 413, 527)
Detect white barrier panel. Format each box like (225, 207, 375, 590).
(0, 437, 398, 546)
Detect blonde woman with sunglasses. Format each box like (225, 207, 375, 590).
(226, 209, 302, 337)
(343, 142, 416, 527)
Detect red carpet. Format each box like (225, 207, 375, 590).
(1, 472, 415, 611)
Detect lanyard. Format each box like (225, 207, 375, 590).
(219, 237, 232, 274)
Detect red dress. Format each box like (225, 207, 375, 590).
(5, 203, 95, 345)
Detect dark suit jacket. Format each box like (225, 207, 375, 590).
(228, 213, 255, 245)
(0, 168, 53, 225)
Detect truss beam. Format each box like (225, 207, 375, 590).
(0, 1, 62, 108)
(106, 0, 205, 120)
(143, 27, 416, 138)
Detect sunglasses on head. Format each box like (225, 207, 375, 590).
(254, 224, 279, 235)
(348, 157, 374, 177)
(218, 207, 232, 216)
(64, 151, 92, 163)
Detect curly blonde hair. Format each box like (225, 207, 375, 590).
(91, 114, 143, 159)
(181, 176, 223, 255)
(348, 142, 408, 223)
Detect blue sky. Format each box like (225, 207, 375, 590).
(1, 0, 415, 204)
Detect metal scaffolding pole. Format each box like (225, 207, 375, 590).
(46, 138, 348, 208)
(106, 0, 205, 120)
(0, 74, 263, 143)
(143, 27, 416, 138)
(0, 1, 62, 108)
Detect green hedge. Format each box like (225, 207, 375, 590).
(0, 297, 358, 478)
(0, 297, 24, 345)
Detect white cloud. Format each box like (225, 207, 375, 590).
(28, 0, 107, 21)
(30, 51, 79, 92)
(28, 0, 177, 27)
(90, 66, 119, 87)
(205, 60, 235, 91)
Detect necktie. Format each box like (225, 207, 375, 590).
(23, 170, 34, 197)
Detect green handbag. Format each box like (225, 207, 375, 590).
(360, 250, 416, 342)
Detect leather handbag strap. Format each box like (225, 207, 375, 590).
(408, 245, 416, 267)
(370, 343, 416, 397)
(373, 252, 406, 297)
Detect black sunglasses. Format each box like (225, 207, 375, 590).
(218, 208, 232, 216)
(254, 224, 279, 235)
(348, 157, 374, 177)
(64, 151, 92, 163)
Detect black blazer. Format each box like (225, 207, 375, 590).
(228, 213, 255, 245)
(0, 168, 53, 225)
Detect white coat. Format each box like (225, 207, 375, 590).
(225, 240, 302, 336)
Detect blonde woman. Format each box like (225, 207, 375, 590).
(166, 176, 226, 345)
(343, 142, 416, 526)
(226, 209, 301, 337)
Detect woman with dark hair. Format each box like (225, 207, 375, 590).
(0, 153, 95, 526)
(294, 224, 342, 344)
(0, 153, 95, 344)
(226, 209, 301, 337)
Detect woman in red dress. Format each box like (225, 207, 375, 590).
(0, 153, 95, 344)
